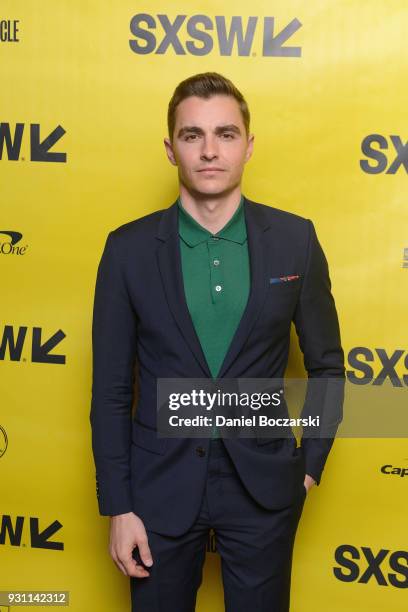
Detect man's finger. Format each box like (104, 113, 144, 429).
(121, 550, 151, 577)
(132, 563, 150, 578)
(126, 559, 150, 578)
(111, 554, 129, 576)
(138, 538, 153, 567)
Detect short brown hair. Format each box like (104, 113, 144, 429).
(167, 72, 250, 141)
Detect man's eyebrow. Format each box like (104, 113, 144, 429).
(215, 124, 241, 135)
(177, 124, 242, 138)
(177, 126, 204, 138)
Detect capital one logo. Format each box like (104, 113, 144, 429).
(334, 545, 408, 588)
(0, 231, 27, 256)
(0, 425, 7, 458)
(129, 14, 302, 57)
(381, 464, 408, 477)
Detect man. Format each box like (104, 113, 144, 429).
(90, 72, 345, 611)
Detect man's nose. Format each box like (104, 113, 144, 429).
(200, 136, 219, 160)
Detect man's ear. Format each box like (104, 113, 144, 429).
(245, 133, 255, 163)
(163, 137, 177, 166)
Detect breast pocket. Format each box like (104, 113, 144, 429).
(268, 275, 302, 290)
(261, 275, 301, 323)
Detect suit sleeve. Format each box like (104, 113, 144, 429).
(292, 219, 345, 485)
(90, 231, 137, 516)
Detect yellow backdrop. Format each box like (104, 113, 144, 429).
(1, 1, 407, 610)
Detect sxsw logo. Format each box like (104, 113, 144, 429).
(129, 15, 302, 57)
(0, 325, 66, 364)
(360, 135, 408, 174)
(0, 231, 28, 256)
(334, 545, 408, 588)
(0, 123, 66, 162)
(0, 514, 63, 551)
(347, 347, 408, 387)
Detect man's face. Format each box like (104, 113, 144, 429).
(164, 94, 254, 198)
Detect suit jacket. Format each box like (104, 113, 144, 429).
(90, 196, 345, 536)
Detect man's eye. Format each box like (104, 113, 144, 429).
(185, 134, 198, 141)
(221, 133, 234, 139)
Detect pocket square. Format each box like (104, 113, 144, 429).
(269, 274, 301, 284)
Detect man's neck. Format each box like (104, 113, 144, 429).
(178, 185, 243, 235)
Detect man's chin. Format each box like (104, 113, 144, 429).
(187, 183, 238, 199)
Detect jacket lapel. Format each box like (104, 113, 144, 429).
(156, 199, 212, 377)
(217, 197, 270, 377)
(155, 196, 271, 379)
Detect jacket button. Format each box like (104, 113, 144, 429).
(195, 446, 206, 457)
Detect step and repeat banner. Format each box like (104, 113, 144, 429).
(1, 1, 407, 610)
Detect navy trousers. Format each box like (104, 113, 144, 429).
(130, 438, 306, 612)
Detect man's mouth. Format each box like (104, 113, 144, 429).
(197, 168, 225, 173)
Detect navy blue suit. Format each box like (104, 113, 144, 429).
(90, 196, 345, 610)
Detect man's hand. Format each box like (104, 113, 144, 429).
(304, 474, 316, 493)
(109, 512, 153, 578)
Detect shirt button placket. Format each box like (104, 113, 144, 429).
(209, 236, 222, 303)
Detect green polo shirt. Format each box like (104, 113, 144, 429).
(177, 195, 250, 438)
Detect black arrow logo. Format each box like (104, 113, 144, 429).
(30, 518, 64, 550)
(263, 17, 302, 57)
(31, 327, 66, 364)
(30, 124, 66, 162)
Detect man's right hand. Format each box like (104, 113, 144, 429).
(109, 511, 153, 578)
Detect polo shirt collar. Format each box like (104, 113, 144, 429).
(177, 195, 247, 247)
